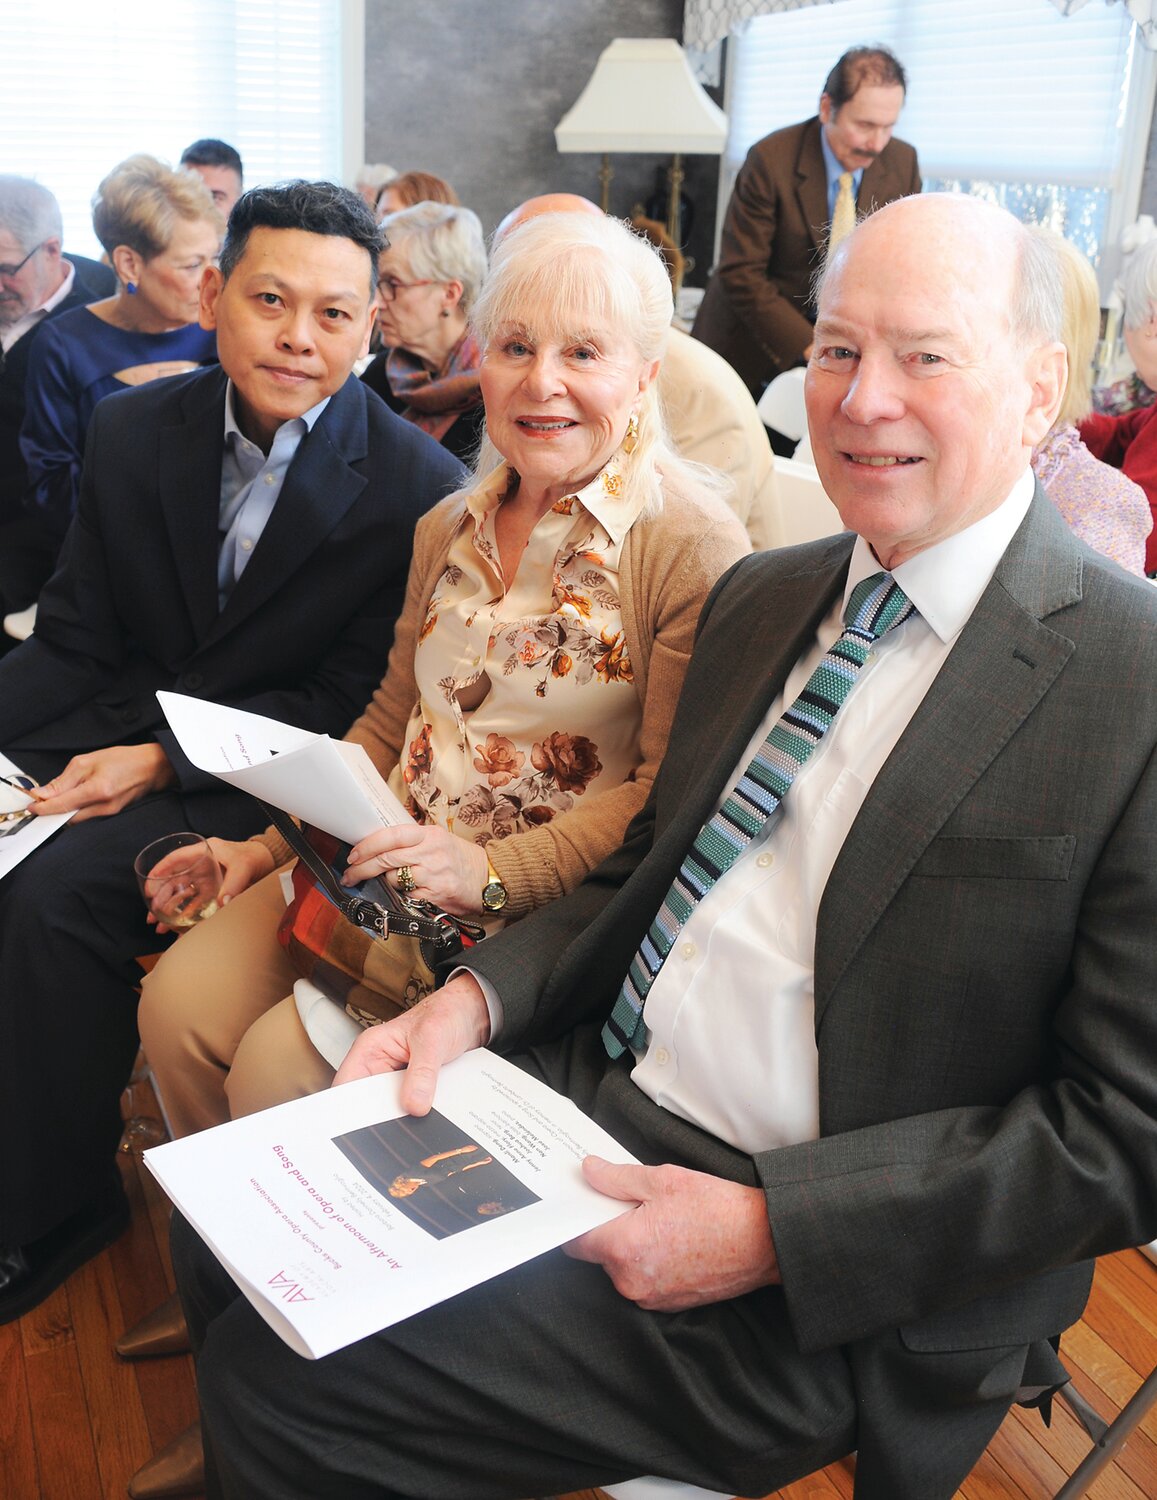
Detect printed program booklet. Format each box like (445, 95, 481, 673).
(145, 1049, 639, 1359)
(155, 691, 411, 842)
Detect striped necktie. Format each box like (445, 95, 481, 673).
(603, 571, 915, 1059)
(829, 171, 856, 251)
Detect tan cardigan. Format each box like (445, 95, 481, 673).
(258, 470, 750, 919)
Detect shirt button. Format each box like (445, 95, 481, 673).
(653, 1047, 670, 1066)
(757, 852, 773, 868)
(241, 537, 253, 552)
(264, 473, 275, 485)
(680, 941, 696, 960)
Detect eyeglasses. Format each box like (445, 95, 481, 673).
(0, 241, 47, 279)
(0, 773, 39, 838)
(377, 276, 435, 301)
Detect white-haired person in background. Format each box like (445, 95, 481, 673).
(1080, 231, 1157, 574)
(1092, 216, 1157, 417)
(1029, 228, 1151, 576)
(360, 201, 488, 463)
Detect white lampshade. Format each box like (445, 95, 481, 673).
(555, 38, 728, 156)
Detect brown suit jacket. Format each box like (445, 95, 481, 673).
(692, 116, 921, 396)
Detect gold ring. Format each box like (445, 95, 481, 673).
(396, 864, 416, 893)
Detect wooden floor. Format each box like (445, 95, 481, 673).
(2, 1079, 1155, 1500)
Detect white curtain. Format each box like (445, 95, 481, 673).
(684, 0, 1157, 51)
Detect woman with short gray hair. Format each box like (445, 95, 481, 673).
(361, 200, 487, 462)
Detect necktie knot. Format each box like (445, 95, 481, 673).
(844, 571, 914, 642)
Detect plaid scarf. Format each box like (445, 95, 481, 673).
(386, 329, 484, 442)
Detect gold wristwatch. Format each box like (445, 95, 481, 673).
(481, 855, 508, 913)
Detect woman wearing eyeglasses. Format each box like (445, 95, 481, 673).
(360, 201, 487, 464)
(17, 154, 221, 602)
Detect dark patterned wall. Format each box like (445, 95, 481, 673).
(364, 0, 724, 284)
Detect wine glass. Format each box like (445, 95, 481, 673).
(134, 832, 223, 929)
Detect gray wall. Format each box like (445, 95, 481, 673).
(364, 0, 723, 282)
(366, 4, 1157, 282)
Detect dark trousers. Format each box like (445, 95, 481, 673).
(0, 749, 266, 1245)
(172, 1026, 1033, 1500)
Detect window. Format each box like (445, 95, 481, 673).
(722, 0, 1156, 276)
(0, 0, 363, 258)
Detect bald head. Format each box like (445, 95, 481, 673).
(805, 192, 1067, 568)
(494, 193, 601, 245)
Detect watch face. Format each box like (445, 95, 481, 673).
(482, 879, 508, 912)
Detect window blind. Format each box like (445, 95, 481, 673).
(0, 0, 346, 258)
(726, 0, 1136, 185)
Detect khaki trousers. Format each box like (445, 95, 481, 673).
(138, 866, 335, 1138)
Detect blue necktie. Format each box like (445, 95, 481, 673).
(603, 571, 915, 1058)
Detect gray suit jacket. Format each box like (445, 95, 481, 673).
(692, 117, 921, 395)
(469, 491, 1157, 1367)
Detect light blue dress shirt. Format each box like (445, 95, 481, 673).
(819, 130, 863, 221)
(217, 380, 330, 608)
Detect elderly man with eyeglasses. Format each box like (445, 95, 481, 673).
(0, 176, 114, 617)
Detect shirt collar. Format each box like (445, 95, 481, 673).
(842, 467, 1036, 645)
(464, 452, 647, 545)
(39, 260, 76, 317)
(223, 378, 330, 447)
(820, 129, 863, 198)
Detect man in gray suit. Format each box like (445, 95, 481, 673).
(692, 45, 920, 407)
(174, 194, 1157, 1500)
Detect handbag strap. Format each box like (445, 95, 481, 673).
(260, 803, 468, 952)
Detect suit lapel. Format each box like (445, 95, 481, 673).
(657, 538, 854, 857)
(814, 494, 1082, 1016)
(197, 375, 370, 650)
(795, 119, 832, 254)
(158, 367, 229, 641)
(860, 150, 907, 214)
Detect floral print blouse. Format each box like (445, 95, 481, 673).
(395, 459, 645, 849)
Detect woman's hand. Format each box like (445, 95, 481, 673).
(333, 974, 492, 1115)
(145, 837, 275, 935)
(343, 824, 490, 917)
(211, 837, 277, 902)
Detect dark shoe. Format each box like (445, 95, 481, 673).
(0, 1176, 130, 1325)
(116, 1290, 190, 1359)
(127, 1422, 205, 1499)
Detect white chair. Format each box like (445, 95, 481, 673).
(294, 977, 362, 1068)
(757, 458, 845, 551)
(603, 1480, 730, 1500)
(3, 603, 36, 640)
(756, 367, 807, 442)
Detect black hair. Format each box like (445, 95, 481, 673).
(218, 180, 385, 296)
(822, 46, 907, 111)
(180, 138, 244, 178)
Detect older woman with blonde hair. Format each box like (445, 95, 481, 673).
(1030, 229, 1151, 574)
(19, 154, 221, 590)
(361, 201, 487, 461)
(139, 209, 751, 1135)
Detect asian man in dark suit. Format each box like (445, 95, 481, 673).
(174, 194, 1157, 1500)
(0, 181, 464, 1322)
(692, 45, 921, 406)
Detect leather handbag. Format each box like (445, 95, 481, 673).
(264, 803, 485, 1026)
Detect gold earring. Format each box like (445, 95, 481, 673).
(623, 411, 640, 455)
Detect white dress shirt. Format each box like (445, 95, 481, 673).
(628, 471, 1036, 1154)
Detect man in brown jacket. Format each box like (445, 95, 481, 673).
(692, 45, 920, 409)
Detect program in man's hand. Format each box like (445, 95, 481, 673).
(145, 1049, 639, 1359)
